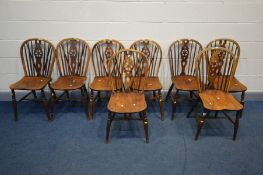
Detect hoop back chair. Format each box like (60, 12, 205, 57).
(50, 38, 91, 119)
(206, 38, 246, 116)
(195, 47, 243, 140)
(9, 38, 55, 121)
(130, 39, 164, 120)
(106, 49, 149, 143)
(166, 39, 203, 119)
(89, 39, 125, 119)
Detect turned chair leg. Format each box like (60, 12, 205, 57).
(82, 85, 90, 120)
(157, 90, 164, 121)
(165, 83, 174, 102)
(11, 89, 18, 121)
(172, 89, 179, 120)
(89, 89, 94, 120)
(105, 111, 114, 144)
(65, 90, 70, 99)
(49, 88, 56, 119)
(142, 110, 149, 143)
(41, 89, 53, 122)
(233, 110, 241, 141)
(239, 91, 245, 118)
(195, 112, 207, 140)
(32, 90, 37, 99)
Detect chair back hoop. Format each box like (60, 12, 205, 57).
(55, 38, 91, 77)
(195, 47, 238, 93)
(130, 39, 162, 77)
(92, 39, 125, 76)
(109, 49, 149, 94)
(20, 38, 55, 78)
(206, 38, 240, 74)
(168, 39, 203, 78)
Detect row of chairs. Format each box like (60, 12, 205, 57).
(9, 38, 246, 143)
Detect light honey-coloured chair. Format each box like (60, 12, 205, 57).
(89, 39, 125, 119)
(9, 38, 55, 121)
(130, 39, 164, 120)
(195, 47, 243, 140)
(49, 38, 91, 119)
(106, 49, 149, 143)
(165, 39, 203, 119)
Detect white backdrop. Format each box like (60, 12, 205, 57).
(0, 0, 263, 92)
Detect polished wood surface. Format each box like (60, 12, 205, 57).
(229, 77, 247, 92)
(144, 77, 162, 91)
(199, 90, 243, 111)
(10, 77, 50, 90)
(89, 76, 112, 91)
(172, 75, 198, 91)
(50, 76, 86, 90)
(108, 93, 147, 113)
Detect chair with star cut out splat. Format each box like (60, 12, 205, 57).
(195, 47, 243, 140)
(9, 38, 55, 122)
(49, 38, 91, 120)
(106, 49, 149, 143)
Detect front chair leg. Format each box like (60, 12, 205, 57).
(165, 83, 174, 102)
(41, 89, 53, 122)
(195, 112, 207, 140)
(105, 111, 114, 144)
(233, 110, 241, 140)
(239, 91, 245, 118)
(172, 89, 179, 120)
(49, 88, 56, 119)
(89, 89, 94, 119)
(81, 86, 90, 120)
(32, 90, 37, 99)
(142, 110, 149, 143)
(157, 90, 164, 121)
(11, 89, 18, 121)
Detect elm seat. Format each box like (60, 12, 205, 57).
(144, 77, 162, 91)
(229, 77, 247, 92)
(172, 75, 198, 91)
(108, 92, 147, 113)
(199, 90, 243, 111)
(90, 76, 112, 91)
(10, 77, 50, 90)
(50, 76, 86, 90)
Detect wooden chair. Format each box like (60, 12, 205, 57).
(106, 49, 149, 143)
(165, 39, 203, 119)
(206, 38, 246, 117)
(49, 38, 91, 119)
(89, 39, 125, 119)
(130, 39, 164, 120)
(9, 38, 55, 121)
(195, 47, 243, 140)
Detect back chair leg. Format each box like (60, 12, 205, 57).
(105, 111, 114, 144)
(172, 89, 179, 120)
(157, 90, 164, 121)
(81, 86, 90, 120)
(32, 90, 37, 99)
(11, 89, 18, 121)
(41, 89, 53, 122)
(65, 90, 70, 99)
(233, 110, 241, 141)
(142, 110, 149, 143)
(89, 89, 94, 119)
(165, 83, 174, 102)
(49, 88, 56, 119)
(195, 111, 207, 140)
(239, 91, 245, 118)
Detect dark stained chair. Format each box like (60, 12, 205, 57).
(165, 39, 203, 119)
(49, 38, 91, 119)
(106, 49, 149, 143)
(130, 39, 164, 120)
(195, 47, 243, 140)
(9, 38, 55, 121)
(89, 39, 125, 119)
(206, 38, 246, 117)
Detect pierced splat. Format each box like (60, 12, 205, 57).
(69, 41, 78, 74)
(122, 54, 134, 91)
(180, 40, 190, 75)
(209, 50, 225, 85)
(33, 41, 44, 76)
(141, 40, 151, 58)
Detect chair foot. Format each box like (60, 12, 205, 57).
(11, 89, 18, 121)
(41, 89, 52, 122)
(105, 111, 113, 143)
(195, 113, 206, 140)
(233, 110, 240, 141)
